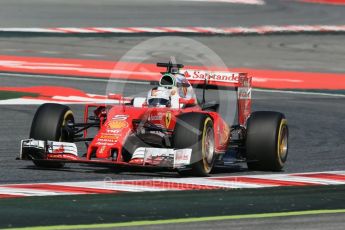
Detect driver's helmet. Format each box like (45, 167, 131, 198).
(159, 73, 195, 99)
(147, 86, 171, 107)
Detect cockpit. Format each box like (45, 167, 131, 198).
(147, 72, 196, 108)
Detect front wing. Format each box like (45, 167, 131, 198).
(20, 139, 192, 169)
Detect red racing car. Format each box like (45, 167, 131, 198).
(20, 62, 289, 176)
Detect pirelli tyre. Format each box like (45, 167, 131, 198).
(246, 111, 288, 171)
(30, 103, 75, 168)
(173, 113, 216, 176)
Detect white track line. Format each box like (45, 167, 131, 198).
(243, 174, 345, 185)
(0, 72, 150, 84)
(0, 187, 75, 196)
(177, 0, 265, 5)
(54, 181, 168, 192)
(153, 177, 271, 188)
(0, 28, 64, 33)
(86, 27, 137, 33)
(1, 72, 344, 98)
(253, 88, 345, 97)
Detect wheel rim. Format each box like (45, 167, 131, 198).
(278, 124, 288, 162)
(60, 110, 74, 141)
(202, 125, 215, 173)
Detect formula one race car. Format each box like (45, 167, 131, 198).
(20, 62, 288, 176)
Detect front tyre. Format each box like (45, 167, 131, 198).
(30, 103, 74, 168)
(173, 113, 216, 177)
(246, 111, 288, 171)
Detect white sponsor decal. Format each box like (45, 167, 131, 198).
(112, 114, 129, 120)
(95, 142, 115, 146)
(48, 141, 78, 156)
(22, 139, 45, 149)
(174, 149, 192, 167)
(184, 69, 240, 83)
(106, 129, 121, 134)
(149, 115, 163, 121)
(21, 139, 78, 156)
(132, 147, 192, 168)
(238, 87, 252, 99)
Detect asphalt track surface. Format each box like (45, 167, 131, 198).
(0, 35, 345, 228)
(0, 35, 344, 73)
(1, 36, 344, 228)
(0, 35, 345, 184)
(0, 1, 345, 229)
(2, 83, 345, 184)
(0, 0, 345, 27)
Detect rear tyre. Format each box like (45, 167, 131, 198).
(246, 111, 288, 171)
(30, 103, 74, 168)
(173, 113, 216, 177)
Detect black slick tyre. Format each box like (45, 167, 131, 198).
(246, 111, 288, 171)
(30, 103, 74, 168)
(173, 113, 216, 177)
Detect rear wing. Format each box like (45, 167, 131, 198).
(183, 69, 252, 126)
(156, 62, 252, 125)
(156, 62, 250, 88)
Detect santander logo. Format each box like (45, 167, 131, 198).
(183, 69, 240, 83)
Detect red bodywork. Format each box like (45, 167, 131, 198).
(44, 71, 252, 167)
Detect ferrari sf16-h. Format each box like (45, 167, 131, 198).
(20, 62, 288, 176)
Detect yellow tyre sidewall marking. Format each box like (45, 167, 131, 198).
(277, 118, 288, 166)
(201, 117, 213, 173)
(59, 110, 74, 141)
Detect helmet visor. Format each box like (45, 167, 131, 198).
(148, 98, 170, 107)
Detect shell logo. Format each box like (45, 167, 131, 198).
(107, 120, 128, 129)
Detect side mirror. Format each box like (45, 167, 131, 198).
(108, 94, 123, 100)
(179, 98, 196, 106)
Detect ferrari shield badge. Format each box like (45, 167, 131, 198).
(165, 111, 172, 127)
